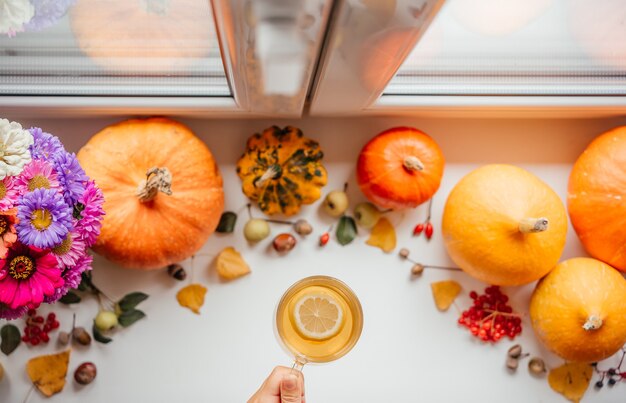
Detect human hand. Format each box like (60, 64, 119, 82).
(248, 366, 305, 403)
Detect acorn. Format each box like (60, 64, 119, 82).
(398, 248, 410, 259)
(528, 357, 546, 375)
(508, 344, 522, 358)
(167, 263, 186, 281)
(74, 362, 97, 385)
(293, 219, 313, 236)
(58, 331, 70, 346)
(72, 327, 92, 346)
(506, 356, 519, 371)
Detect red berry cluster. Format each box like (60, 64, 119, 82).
(21, 309, 60, 346)
(458, 286, 522, 342)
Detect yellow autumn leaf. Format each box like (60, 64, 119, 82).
(216, 247, 251, 280)
(431, 280, 462, 311)
(26, 350, 71, 397)
(366, 217, 396, 253)
(548, 362, 593, 403)
(177, 283, 207, 314)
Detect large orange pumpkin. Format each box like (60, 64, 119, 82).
(530, 257, 626, 363)
(568, 126, 626, 272)
(70, 0, 213, 73)
(442, 164, 567, 286)
(356, 127, 444, 210)
(77, 118, 224, 270)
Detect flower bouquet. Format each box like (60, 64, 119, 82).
(1, 0, 75, 37)
(0, 118, 104, 319)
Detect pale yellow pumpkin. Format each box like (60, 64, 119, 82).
(442, 164, 567, 286)
(530, 257, 626, 363)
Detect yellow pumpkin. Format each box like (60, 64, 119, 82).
(237, 126, 327, 216)
(530, 257, 626, 363)
(442, 164, 567, 286)
(77, 118, 224, 270)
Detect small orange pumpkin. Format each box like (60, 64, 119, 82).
(530, 257, 626, 363)
(77, 118, 224, 270)
(356, 127, 444, 210)
(442, 164, 567, 286)
(568, 126, 626, 272)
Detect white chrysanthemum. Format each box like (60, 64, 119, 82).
(0, 118, 33, 179)
(0, 0, 34, 35)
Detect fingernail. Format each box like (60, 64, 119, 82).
(282, 374, 298, 391)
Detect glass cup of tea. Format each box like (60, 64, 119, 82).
(275, 275, 363, 371)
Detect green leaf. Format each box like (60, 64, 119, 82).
(59, 291, 81, 304)
(77, 271, 94, 292)
(1, 324, 21, 355)
(73, 202, 85, 219)
(118, 292, 149, 312)
(336, 215, 357, 246)
(216, 211, 237, 233)
(92, 322, 112, 344)
(118, 309, 146, 327)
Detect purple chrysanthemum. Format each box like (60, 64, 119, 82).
(0, 176, 19, 210)
(14, 159, 60, 194)
(29, 127, 64, 160)
(52, 230, 85, 267)
(23, 0, 75, 32)
(45, 252, 92, 304)
(0, 303, 27, 320)
(54, 152, 87, 206)
(17, 188, 73, 249)
(75, 180, 104, 247)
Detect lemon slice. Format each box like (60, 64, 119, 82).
(293, 293, 344, 340)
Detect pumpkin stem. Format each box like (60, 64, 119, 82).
(403, 156, 424, 172)
(254, 165, 281, 188)
(137, 167, 173, 203)
(582, 315, 603, 331)
(518, 217, 549, 233)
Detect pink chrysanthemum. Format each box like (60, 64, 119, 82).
(0, 209, 18, 258)
(0, 303, 27, 320)
(52, 230, 86, 267)
(14, 159, 60, 195)
(75, 180, 104, 247)
(0, 243, 63, 309)
(45, 253, 92, 304)
(0, 176, 18, 210)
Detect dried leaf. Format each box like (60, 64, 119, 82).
(548, 362, 593, 403)
(118, 309, 146, 327)
(177, 284, 207, 314)
(216, 211, 237, 233)
(1, 324, 21, 355)
(59, 291, 81, 304)
(26, 350, 71, 397)
(431, 280, 462, 311)
(118, 292, 149, 311)
(366, 217, 396, 252)
(92, 322, 112, 344)
(217, 247, 251, 280)
(336, 216, 357, 245)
